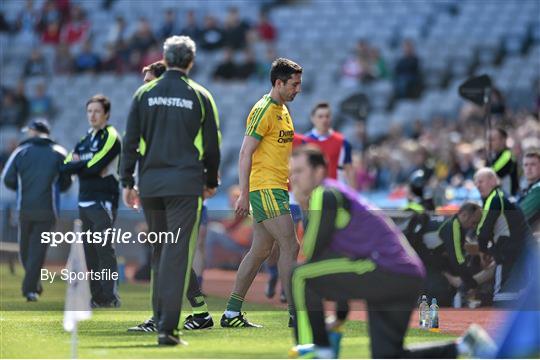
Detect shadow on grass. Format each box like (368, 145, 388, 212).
(79, 330, 156, 337)
(81, 344, 161, 349)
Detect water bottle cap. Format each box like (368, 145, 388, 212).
(421, 295, 427, 300)
(432, 298, 437, 304)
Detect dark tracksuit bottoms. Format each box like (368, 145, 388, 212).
(79, 202, 119, 304)
(19, 216, 55, 295)
(141, 195, 205, 332)
(292, 252, 458, 358)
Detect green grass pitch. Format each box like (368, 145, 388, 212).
(0, 265, 455, 358)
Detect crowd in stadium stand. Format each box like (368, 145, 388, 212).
(0, 1, 276, 77)
(348, 98, 540, 201)
(0, 1, 281, 133)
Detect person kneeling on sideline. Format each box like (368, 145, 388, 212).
(288, 145, 496, 359)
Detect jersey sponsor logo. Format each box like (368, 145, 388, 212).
(148, 97, 194, 109)
(277, 130, 294, 144)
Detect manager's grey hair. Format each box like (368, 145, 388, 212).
(163, 35, 196, 69)
(473, 167, 500, 185)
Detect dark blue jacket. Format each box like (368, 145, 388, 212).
(2, 136, 71, 220)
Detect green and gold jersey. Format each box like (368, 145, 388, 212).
(246, 94, 294, 192)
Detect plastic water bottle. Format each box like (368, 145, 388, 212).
(429, 298, 439, 332)
(418, 295, 429, 329)
(328, 326, 343, 358)
(453, 291, 462, 308)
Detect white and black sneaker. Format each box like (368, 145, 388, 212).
(183, 314, 214, 330)
(128, 317, 157, 332)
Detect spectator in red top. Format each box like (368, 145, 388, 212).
(256, 11, 276, 42)
(41, 20, 61, 44)
(60, 4, 89, 46)
(293, 133, 306, 148)
(304, 102, 356, 187)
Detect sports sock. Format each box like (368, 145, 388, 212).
(224, 310, 240, 318)
(225, 293, 244, 317)
(189, 295, 209, 317)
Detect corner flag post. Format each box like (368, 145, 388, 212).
(63, 219, 92, 359)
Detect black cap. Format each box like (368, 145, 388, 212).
(22, 119, 51, 135)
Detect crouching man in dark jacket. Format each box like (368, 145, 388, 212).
(288, 145, 494, 359)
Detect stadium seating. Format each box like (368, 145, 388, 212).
(1, 0, 539, 189)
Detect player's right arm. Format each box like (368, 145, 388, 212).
(236, 135, 259, 217)
(236, 100, 271, 217)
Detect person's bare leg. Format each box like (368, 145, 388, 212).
(265, 242, 280, 298)
(267, 242, 280, 266)
(222, 221, 274, 325)
(230, 221, 275, 297)
(263, 214, 299, 311)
